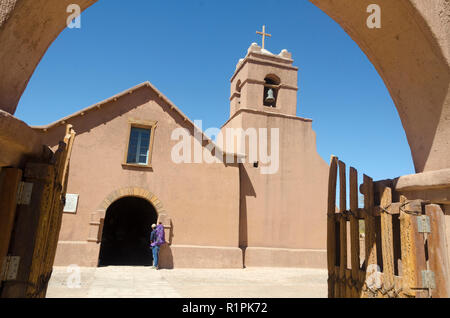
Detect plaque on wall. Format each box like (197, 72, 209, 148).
(64, 194, 79, 213)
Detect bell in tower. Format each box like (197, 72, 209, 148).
(263, 76, 279, 107)
(265, 88, 276, 105)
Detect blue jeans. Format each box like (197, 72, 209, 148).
(152, 245, 160, 267)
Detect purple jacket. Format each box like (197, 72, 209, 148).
(151, 224, 166, 247)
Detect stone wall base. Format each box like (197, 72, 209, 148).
(53, 243, 327, 269)
(53, 242, 244, 268)
(161, 245, 243, 269)
(54, 241, 101, 267)
(244, 247, 327, 269)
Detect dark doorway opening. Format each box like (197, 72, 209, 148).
(98, 196, 157, 266)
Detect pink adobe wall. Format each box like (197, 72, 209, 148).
(36, 86, 241, 267)
(222, 44, 329, 268)
(227, 110, 329, 251)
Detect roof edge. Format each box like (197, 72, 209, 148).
(32, 81, 246, 159)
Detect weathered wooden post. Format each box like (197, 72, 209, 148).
(400, 199, 428, 297)
(338, 160, 347, 298)
(0, 168, 22, 288)
(0, 125, 76, 298)
(362, 175, 377, 297)
(380, 186, 395, 297)
(349, 167, 360, 297)
(0, 163, 55, 298)
(425, 204, 450, 298)
(327, 156, 338, 298)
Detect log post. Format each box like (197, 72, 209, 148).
(425, 204, 450, 298)
(327, 156, 338, 298)
(400, 200, 428, 297)
(362, 175, 378, 297)
(338, 160, 347, 298)
(349, 167, 360, 297)
(380, 186, 395, 297)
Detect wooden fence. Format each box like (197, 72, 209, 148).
(327, 156, 450, 298)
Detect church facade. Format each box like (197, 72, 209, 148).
(33, 43, 329, 269)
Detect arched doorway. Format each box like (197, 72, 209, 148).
(98, 196, 157, 266)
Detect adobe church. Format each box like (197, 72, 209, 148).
(33, 41, 329, 269)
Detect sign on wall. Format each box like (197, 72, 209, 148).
(64, 194, 79, 213)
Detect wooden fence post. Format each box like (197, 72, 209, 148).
(349, 167, 360, 297)
(400, 200, 428, 297)
(380, 186, 395, 297)
(327, 156, 338, 298)
(362, 175, 378, 297)
(425, 204, 450, 298)
(338, 160, 347, 298)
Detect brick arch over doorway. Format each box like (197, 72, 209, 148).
(87, 187, 170, 243)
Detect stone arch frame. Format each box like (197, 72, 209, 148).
(87, 186, 171, 243)
(264, 74, 281, 85)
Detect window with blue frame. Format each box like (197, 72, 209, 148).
(126, 127, 151, 165)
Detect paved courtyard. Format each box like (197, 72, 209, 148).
(46, 266, 328, 298)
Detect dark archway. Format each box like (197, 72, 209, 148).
(98, 196, 157, 266)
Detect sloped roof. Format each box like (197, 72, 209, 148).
(32, 81, 245, 159)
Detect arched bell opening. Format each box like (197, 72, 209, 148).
(263, 75, 280, 108)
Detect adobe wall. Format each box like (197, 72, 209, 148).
(224, 109, 329, 268)
(36, 87, 242, 268)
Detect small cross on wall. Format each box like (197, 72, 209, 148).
(256, 25, 272, 50)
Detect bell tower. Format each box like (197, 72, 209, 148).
(229, 42, 299, 118)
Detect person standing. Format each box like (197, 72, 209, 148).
(150, 224, 157, 268)
(151, 222, 166, 269)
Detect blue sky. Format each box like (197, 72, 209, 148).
(15, 0, 415, 181)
